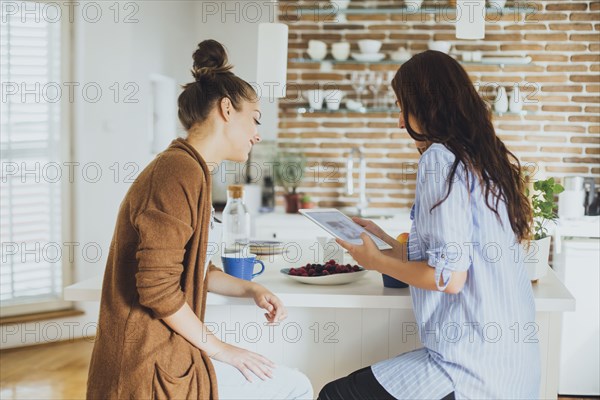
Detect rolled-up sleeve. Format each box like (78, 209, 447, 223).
(416, 148, 474, 291)
(134, 209, 194, 319)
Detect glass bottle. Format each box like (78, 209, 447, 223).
(222, 185, 250, 254)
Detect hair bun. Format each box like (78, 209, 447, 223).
(191, 39, 233, 80)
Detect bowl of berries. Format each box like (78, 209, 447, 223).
(281, 260, 369, 285)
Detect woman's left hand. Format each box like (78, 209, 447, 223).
(252, 287, 287, 324)
(336, 233, 383, 271)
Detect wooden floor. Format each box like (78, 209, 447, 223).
(0, 339, 597, 399)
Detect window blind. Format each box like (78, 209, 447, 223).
(1, 4, 71, 317)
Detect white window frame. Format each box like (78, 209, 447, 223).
(1, 1, 74, 318)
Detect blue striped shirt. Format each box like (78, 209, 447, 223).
(372, 144, 540, 399)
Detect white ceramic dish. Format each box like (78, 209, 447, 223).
(358, 39, 383, 54)
(280, 267, 369, 285)
(480, 56, 532, 65)
(351, 52, 386, 62)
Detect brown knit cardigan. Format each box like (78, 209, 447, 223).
(87, 138, 220, 399)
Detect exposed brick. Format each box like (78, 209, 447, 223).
(572, 54, 600, 62)
(322, 122, 367, 128)
(531, 54, 570, 62)
(500, 44, 544, 51)
(521, 156, 562, 163)
(546, 43, 588, 52)
(570, 33, 600, 42)
(300, 131, 343, 139)
(525, 75, 568, 83)
(546, 166, 590, 173)
(345, 33, 387, 40)
(369, 24, 411, 31)
(525, 33, 568, 41)
(279, 121, 320, 129)
(569, 115, 600, 123)
(279, 142, 318, 148)
(545, 125, 586, 133)
(573, 96, 600, 103)
(389, 33, 430, 40)
(549, 23, 593, 31)
(585, 106, 600, 114)
(300, 73, 345, 81)
(485, 33, 524, 41)
(525, 135, 566, 143)
(547, 65, 587, 72)
(571, 136, 599, 144)
(545, 4, 587, 11)
(571, 75, 600, 83)
(541, 85, 584, 93)
(345, 132, 389, 139)
(590, 125, 600, 134)
(563, 157, 600, 163)
(541, 146, 582, 154)
(541, 105, 582, 112)
(570, 12, 600, 21)
(506, 145, 539, 152)
(505, 24, 547, 31)
(587, 84, 600, 92)
(498, 124, 541, 131)
(586, 148, 600, 155)
(529, 13, 568, 21)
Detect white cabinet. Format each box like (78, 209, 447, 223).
(554, 237, 600, 396)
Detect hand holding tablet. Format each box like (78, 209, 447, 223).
(299, 208, 393, 250)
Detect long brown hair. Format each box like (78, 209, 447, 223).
(392, 50, 532, 242)
(178, 39, 257, 131)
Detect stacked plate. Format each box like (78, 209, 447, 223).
(249, 240, 285, 255)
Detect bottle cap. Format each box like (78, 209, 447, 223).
(227, 185, 244, 199)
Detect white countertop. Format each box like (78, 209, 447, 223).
(65, 241, 575, 312)
(556, 216, 600, 238)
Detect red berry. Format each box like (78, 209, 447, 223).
(322, 270, 330, 275)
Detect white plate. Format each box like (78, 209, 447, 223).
(280, 267, 369, 285)
(351, 52, 386, 62)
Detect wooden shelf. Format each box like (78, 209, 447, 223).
(288, 106, 533, 116)
(292, 5, 536, 16)
(291, 57, 532, 66)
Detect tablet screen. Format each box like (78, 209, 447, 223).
(300, 209, 392, 250)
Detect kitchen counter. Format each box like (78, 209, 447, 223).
(64, 260, 573, 312)
(65, 239, 574, 399)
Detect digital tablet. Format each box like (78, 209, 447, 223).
(299, 208, 393, 250)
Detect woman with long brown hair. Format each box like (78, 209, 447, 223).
(318, 50, 539, 399)
(86, 39, 312, 399)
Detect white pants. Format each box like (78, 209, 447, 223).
(213, 359, 314, 400)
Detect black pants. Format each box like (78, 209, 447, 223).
(317, 366, 456, 400)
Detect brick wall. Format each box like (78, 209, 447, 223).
(276, 0, 600, 210)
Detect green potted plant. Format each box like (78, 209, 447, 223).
(300, 193, 315, 209)
(273, 152, 306, 213)
(524, 177, 564, 281)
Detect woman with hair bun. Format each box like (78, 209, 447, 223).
(318, 50, 540, 400)
(86, 39, 313, 399)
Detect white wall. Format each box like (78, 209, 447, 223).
(2, 0, 283, 349)
(2, 1, 199, 349)
(195, 0, 281, 201)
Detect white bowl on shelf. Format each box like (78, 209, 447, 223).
(427, 40, 452, 54)
(351, 52, 386, 62)
(358, 39, 383, 54)
(331, 0, 350, 10)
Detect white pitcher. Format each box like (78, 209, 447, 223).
(494, 86, 509, 113)
(509, 85, 523, 112)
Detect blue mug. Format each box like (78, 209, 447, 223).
(221, 253, 265, 281)
(382, 274, 409, 288)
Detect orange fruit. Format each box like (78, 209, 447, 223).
(396, 232, 409, 244)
